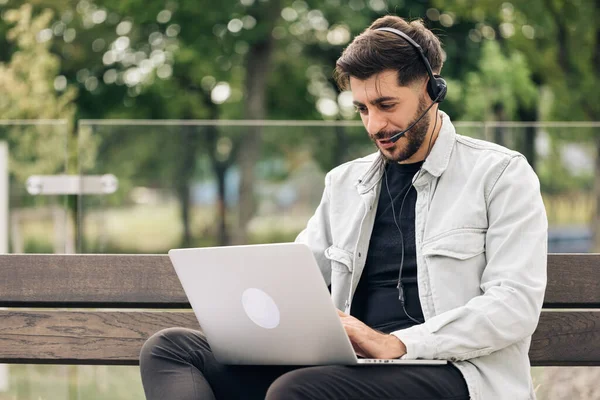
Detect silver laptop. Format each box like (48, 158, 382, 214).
(168, 242, 446, 366)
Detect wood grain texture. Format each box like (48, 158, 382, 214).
(0, 311, 199, 365)
(530, 311, 600, 366)
(544, 254, 600, 308)
(0, 311, 597, 366)
(0, 254, 189, 308)
(0, 253, 599, 308)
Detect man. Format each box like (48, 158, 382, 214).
(140, 15, 547, 400)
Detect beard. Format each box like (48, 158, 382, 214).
(371, 95, 431, 163)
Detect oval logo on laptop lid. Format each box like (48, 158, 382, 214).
(241, 288, 280, 329)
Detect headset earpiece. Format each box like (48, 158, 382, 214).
(428, 74, 447, 103)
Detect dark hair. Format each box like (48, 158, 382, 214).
(334, 16, 443, 90)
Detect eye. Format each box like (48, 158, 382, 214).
(379, 103, 395, 111)
(354, 106, 368, 115)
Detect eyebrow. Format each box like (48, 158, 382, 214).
(352, 96, 399, 107)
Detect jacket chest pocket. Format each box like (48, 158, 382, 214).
(422, 229, 486, 312)
(325, 245, 354, 310)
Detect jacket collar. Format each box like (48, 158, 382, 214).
(420, 110, 456, 178)
(355, 153, 385, 195)
(356, 111, 456, 193)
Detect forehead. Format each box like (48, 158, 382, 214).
(349, 70, 414, 103)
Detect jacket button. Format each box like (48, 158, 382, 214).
(358, 252, 362, 257)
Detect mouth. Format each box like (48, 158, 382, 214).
(376, 138, 396, 149)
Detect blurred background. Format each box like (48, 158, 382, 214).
(0, 0, 598, 398)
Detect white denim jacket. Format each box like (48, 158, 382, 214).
(296, 111, 548, 400)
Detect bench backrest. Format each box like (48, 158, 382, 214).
(0, 254, 598, 366)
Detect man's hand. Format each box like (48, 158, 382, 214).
(337, 310, 407, 359)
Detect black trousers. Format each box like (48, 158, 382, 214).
(139, 327, 470, 400)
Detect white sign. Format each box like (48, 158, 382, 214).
(25, 174, 118, 195)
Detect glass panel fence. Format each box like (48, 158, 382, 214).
(77, 120, 600, 254)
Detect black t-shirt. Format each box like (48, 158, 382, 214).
(350, 161, 425, 333)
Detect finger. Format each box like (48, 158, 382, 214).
(343, 324, 366, 342)
(348, 335, 372, 358)
(340, 322, 355, 340)
(351, 341, 369, 358)
(341, 317, 370, 332)
(344, 325, 378, 358)
(338, 310, 367, 326)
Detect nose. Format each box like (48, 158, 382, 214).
(365, 110, 388, 136)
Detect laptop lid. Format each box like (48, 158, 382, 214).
(168, 242, 358, 365)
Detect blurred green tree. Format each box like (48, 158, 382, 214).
(435, 0, 599, 244)
(0, 4, 77, 181)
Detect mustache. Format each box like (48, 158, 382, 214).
(372, 130, 403, 141)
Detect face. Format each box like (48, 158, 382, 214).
(350, 70, 432, 163)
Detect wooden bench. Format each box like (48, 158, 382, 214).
(0, 253, 598, 366)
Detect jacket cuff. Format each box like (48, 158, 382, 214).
(391, 324, 437, 360)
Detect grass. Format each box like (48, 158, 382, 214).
(0, 365, 144, 400)
(0, 365, 577, 399)
(13, 191, 594, 254)
(542, 192, 594, 226)
(15, 202, 311, 253)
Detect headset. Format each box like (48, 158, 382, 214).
(374, 27, 447, 104)
(375, 26, 446, 324)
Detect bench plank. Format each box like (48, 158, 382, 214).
(0, 311, 598, 366)
(0, 254, 188, 308)
(543, 254, 600, 308)
(0, 311, 198, 365)
(530, 311, 600, 366)
(0, 254, 599, 308)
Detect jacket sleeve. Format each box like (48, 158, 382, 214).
(295, 172, 333, 286)
(391, 155, 548, 361)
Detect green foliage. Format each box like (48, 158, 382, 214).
(0, 5, 76, 120)
(461, 40, 537, 121)
(0, 4, 77, 181)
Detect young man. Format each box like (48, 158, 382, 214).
(140, 15, 547, 400)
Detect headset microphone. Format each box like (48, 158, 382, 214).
(387, 98, 438, 143)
